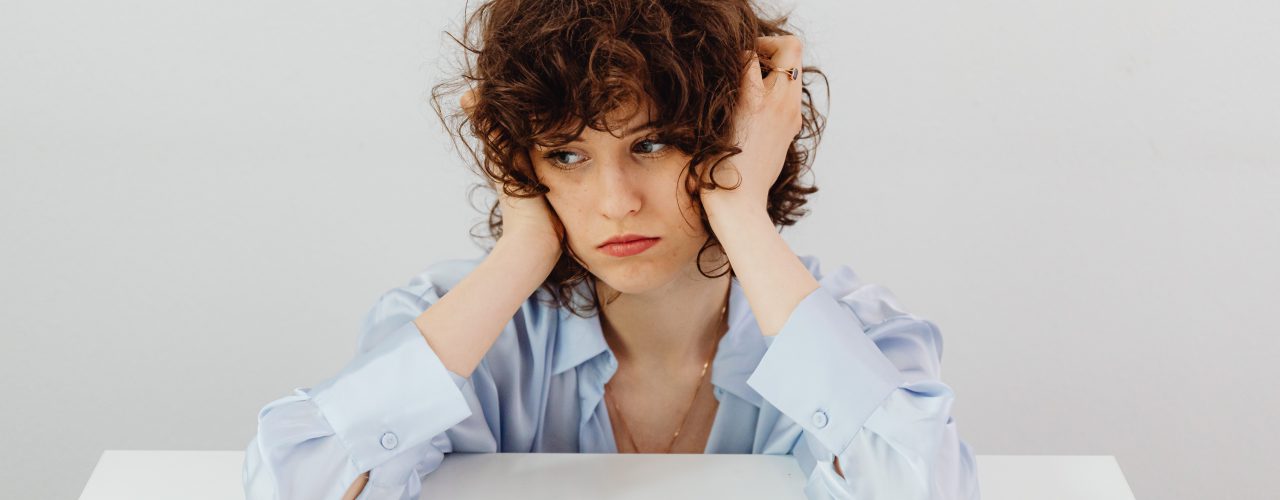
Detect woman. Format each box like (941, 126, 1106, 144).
(244, 0, 980, 498)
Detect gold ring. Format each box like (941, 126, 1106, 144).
(771, 67, 801, 81)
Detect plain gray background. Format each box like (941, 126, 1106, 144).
(3, 0, 1277, 499)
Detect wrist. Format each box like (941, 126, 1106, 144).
(705, 195, 771, 231)
(703, 187, 763, 212)
(493, 234, 561, 271)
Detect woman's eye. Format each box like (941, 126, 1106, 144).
(544, 150, 584, 168)
(542, 139, 666, 169)
(634, 138, 668, 155)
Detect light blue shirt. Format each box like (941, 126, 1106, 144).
(243, 253, 980, 499)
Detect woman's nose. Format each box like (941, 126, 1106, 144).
(596, 161, 642, 220)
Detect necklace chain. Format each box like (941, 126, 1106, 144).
(604, 286, 730, 454)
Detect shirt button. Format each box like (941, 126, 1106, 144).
(812, 410, 829, 429)
(380, 431, 399, 450)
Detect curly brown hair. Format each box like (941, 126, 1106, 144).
(429, 0, 828, 318)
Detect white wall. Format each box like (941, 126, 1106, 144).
(2, 1, 1276, 499)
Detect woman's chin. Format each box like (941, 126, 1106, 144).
(592, 262, 674, 296)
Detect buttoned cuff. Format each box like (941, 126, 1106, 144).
(746, 285, 906, 457)
(311, 320, 473, 473)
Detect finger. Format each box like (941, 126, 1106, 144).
(754, 35, 803, 66)
(754, 35, 803, 91)
(739, 49, 764, 97)
(757, 38, 804, 133)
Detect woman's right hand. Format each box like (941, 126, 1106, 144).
(490, 175, 564, 262)
(461, 89, 565, 265)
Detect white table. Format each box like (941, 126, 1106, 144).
(80, 450, 1136, 500)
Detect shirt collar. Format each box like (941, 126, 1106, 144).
(551, 299, 610, 376)
(550, 276, 767, 407)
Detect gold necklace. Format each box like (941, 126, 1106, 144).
(604, 287, 730, 454)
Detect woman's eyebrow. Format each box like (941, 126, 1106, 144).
(620, 120, 659, 136)
(580, 120, 660, 142)
(551, 120, 659, 147)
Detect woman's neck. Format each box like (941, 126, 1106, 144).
(597, 263, 732, 374)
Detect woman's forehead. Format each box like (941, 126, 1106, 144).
(535, 99, 661, 145)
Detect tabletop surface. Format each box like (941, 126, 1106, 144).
(79, 450, 1136, 500)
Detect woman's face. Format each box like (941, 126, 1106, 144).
(530, 101, 713, 296)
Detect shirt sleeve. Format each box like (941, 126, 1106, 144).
(746, 262, 981, 500)
(242, 263, 487, 500)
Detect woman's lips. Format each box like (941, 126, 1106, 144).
(598, 237, 660, 257)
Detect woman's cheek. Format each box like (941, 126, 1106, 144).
(542, 191, 585, 241)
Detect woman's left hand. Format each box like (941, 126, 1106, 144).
(700, 35, 805, 215)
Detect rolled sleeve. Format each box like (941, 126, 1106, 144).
(746, 285, 907, 457)
(309, 319, 473, 473)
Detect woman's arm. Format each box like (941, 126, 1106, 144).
(697, 34, 979, 498)
(417, 237, 559, 378)
(418, 86, 566, 375)
(704, 198, 818, 337)
(707, 188, 979, 497)
(707, 187, 980, 497)
(744, 259, 981, 499)
(696, 34, 822, 337)
(243, 236, 558, 500)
